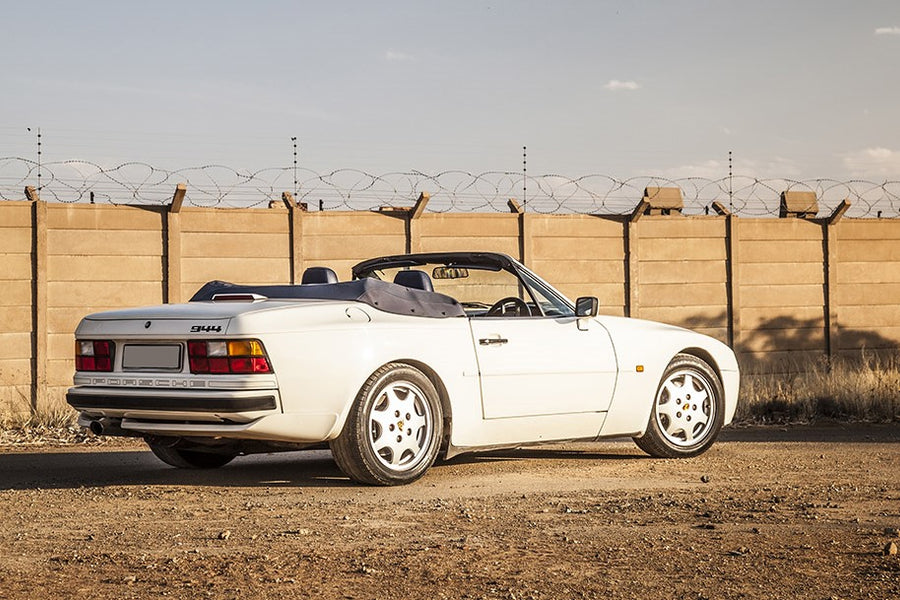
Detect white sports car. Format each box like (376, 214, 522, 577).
(68, 252, 739, 485)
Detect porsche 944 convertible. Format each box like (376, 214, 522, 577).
(67, 251, 739, 485)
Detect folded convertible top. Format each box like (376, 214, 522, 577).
(190, 278, 466, 319)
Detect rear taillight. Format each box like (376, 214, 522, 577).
(75, 340, 114, 372)
(187, 339, 272, 374)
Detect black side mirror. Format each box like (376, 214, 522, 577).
(575, 296, 599, 318)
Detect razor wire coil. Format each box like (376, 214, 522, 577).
(1, 157, 898, 218)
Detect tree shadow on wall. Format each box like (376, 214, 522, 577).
(675, 311, 900, 421)
(673, 312, 899, 363)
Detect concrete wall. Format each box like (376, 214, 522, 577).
(635, 218, 728, 342)
(527, 215, 626, 316)
(737, 219, 826, 364)
(0, 203, 33, 417)
(2, 200, 899, 416)
(178, 209, 292, 300)
(835, 220, 900, 355)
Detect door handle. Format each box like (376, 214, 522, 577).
(479, 337, 508, 346)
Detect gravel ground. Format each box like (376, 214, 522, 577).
(0, 423, 898, 600)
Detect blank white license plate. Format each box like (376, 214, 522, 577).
(122, 344, 182, 370)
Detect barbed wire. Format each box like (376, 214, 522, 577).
(1, 157, 898, 217)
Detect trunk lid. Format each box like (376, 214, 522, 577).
(75, 299, 335, 337)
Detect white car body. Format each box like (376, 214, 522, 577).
(68, 252, 739, 484)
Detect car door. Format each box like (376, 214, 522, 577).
(469, 315, 617, 419)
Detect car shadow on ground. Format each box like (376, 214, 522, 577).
(1, 423, 896, 492)
(442, 447, 646, 466)
(0, 444, 651, 492)
(0, 448, 355, 492)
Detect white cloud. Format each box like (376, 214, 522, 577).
(843, 147, 900, 178)
(875, 26, 900, 35)
(385, 50, 414, 62)
(604, 79, 640, 91)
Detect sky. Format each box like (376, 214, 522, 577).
(2, 0, 900, 183)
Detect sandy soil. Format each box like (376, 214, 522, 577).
(1, 424, 898, 600)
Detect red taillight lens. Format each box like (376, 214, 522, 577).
(75, 340, 114, 372)
(187, 339, 272, 374)
(229, 357, 252, 372)
(188, 341, 207, 357)
(209, 357, 230, 373)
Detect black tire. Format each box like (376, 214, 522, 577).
(330, 363, 443, 485)
(148, 443, 237, 469)
(633, 353, 725, 458)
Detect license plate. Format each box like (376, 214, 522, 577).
(122, 344, 182, 371)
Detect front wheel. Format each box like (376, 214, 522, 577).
(148, 443, 237, 469)
(633, 354, 725, 458)
(330, 363, 443, 485)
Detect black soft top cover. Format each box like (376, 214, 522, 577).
(190, 278, 465, 319)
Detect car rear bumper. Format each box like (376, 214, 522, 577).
(67, 387, 277, 413)
(68, 386, 341, 444)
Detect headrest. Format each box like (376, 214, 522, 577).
(301, 266, 339, 285)
(393, 269, 434, 293)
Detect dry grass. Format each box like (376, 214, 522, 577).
(0, 409, 94, 446)
(738, 351, 900, 423)
(0, 408, 77, 430)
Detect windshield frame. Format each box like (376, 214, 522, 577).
(352, 252, 576, 319)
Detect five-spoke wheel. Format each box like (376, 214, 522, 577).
(633, 354, 724, 458)
(368, 379, 434, 469)
(331, 363, 443, 485)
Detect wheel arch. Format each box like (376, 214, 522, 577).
(673, 345, 739, 426)
(678, 347, 724, 385)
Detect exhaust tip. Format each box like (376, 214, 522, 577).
(89, 420, 105, 435)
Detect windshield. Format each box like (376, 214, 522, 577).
(362, 261, 574, 318)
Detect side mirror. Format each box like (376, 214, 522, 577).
(575, 296, 599, 318)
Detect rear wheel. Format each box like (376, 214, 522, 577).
(147, 443, 237, 469)
(330, 363, 443, 485)
(633, 354, 724, 458)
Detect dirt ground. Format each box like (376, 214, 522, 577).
(0, 423, 898, 600)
